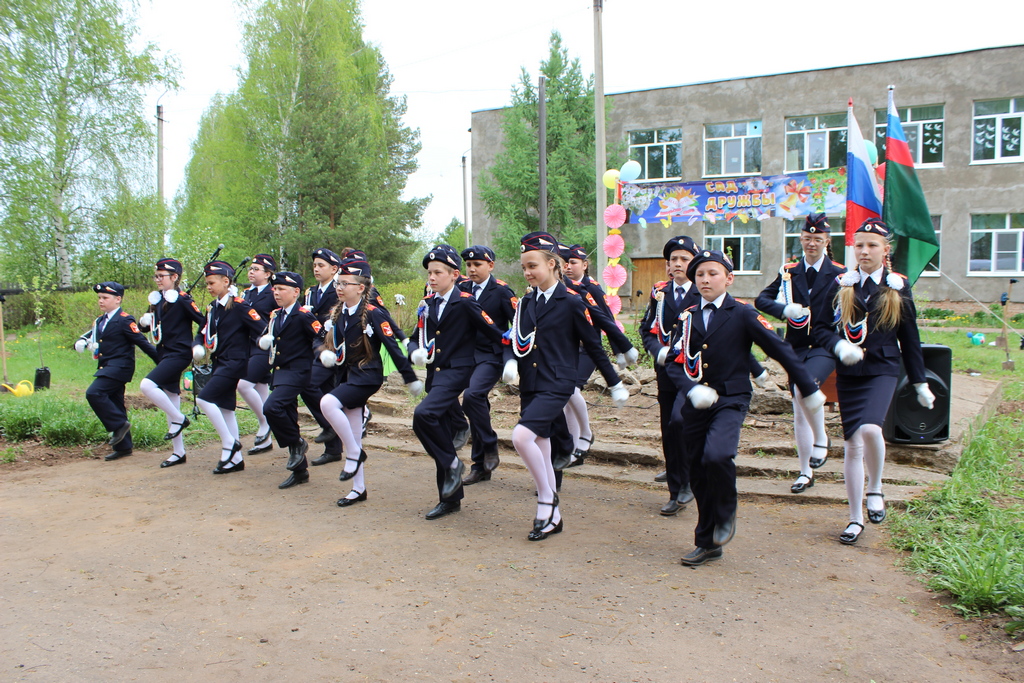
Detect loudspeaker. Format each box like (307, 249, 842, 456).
(34, 366, 51, 390)
(883, 344, 951, 444)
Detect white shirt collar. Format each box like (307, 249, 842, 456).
(343, 303, 359, 316)
(318, 281, 332, 293)
(473, 276, 491, 291)
(702, 292, 727, 309)
(539, 281, 559, 302)
(217, 293, 232, 306)
(435, 286, 455, 305)
(102, 307, 120, 319)
(860, 266, 884, 286)
(804, 255, 826, 272)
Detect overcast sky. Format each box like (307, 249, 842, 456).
(137, 0, 1022, 241)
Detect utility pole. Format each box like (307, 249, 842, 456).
(156, 103, 165, 204)
(538, 75, 547, 233)
(461, 149, 471, 249)
(593, 0, 607, 281)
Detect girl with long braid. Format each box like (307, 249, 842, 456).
(318, 256, 422, 507)
(814, 219, 934, 545)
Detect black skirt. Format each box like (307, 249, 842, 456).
(198, 370, 242, 411)
(519, 389, 573, 439)
(836, 374, 898, 440)
(244, 350, 272, 385)
(145, 351, 192, 395)
(328, 381, 382, 410)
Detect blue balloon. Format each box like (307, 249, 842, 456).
(864, 141, 879, 166)
(619, 159, 642, 183)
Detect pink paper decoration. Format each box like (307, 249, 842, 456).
(603, 204, 626, 229)
(616, 320, 625, 333)
(602, 233, 625, 258)
(602, 263, 627, 289)
(606, 294, 622, 316)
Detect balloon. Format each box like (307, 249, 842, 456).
(638, 217, 647, 229)
(603, 233, 625, 258)
(602, 263, 628, 289)
(619, 159, 642, 183)
(864, 140, 879, 166)
(602, 169, 620, 189)
(604, 203, 626, 229)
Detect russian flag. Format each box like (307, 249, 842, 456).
(845, 99, 882, 246)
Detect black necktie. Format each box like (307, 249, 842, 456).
(311, 286, 321, 308)
(341, 308, 350, 330)
(473, 284, 482, 299)
(674, 285, 684, 308)
(703, 303, 716, 329)
(97, 313, 108, 334)
(805, 266, 818, 289)
(277, 309, 288, 333)
(430, 296, 440, 321)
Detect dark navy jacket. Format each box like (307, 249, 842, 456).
(322, 303, 418, 386)
(194, 297, 267, 378)
(78, 309, 158, 383)
(564, 277, 633, 355)
(457, 276, 517, 363)
(265, 304, 321, 389)
(139, 291, 206, 360)
(756, 258, 846, 352)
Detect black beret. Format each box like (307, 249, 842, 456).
(461, 245, 495, 263)
(155, 257, 183, 274)
(311, 248, 342, 268)
(856, 218, 891, 238)
(204, 260, 235, 279)
(253, 253, 277, 270)
(271, 271, 304, 290)
(685, 249, 734, 282)
(567, 245, 588, 261)
(803, 213, 831, 234)
(338, 257, 371, 279)
(94, 281, 124, 297)
(663, 236, 701, 260)
(422, 244, 462, 270)
(520, 231, 560, 255)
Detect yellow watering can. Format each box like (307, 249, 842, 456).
(1, 380, 34, 397)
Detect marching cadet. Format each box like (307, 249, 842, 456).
(318, 256, 422, 505)
(665, 250, 826, 566)
(640, 236, 703, 514)
(137, 258, 206, 467)
(756, 213, 846, 494)
(301, 248, 345, 467)
(239, 254, 277, 455)
(813, 219, 933, 545)
(407, 244, 504, 520)
(75, 282, 158, 461)
(456, 245, 518, 486)
(257, 271, 323, 489)
(503, 232, 629, 541)
(191, 261, 267, 474)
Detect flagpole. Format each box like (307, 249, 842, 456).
(845, 98, 856, 267)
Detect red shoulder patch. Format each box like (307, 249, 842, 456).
(381, 321, 393, 337)
(460, 291, 472, 298)
(366, 304, 377, 311)
(376, 295, 384, 305)
(832, 260, 844, 268)
(311, 320, 322, 333)
(654, 280, 668, 290)
(299, 306, 312, 313)
(584, 309, 592, 325)
(496, 279, 508, 286)
(129, 322, 140, 333)
(191, 301, 201, 312)
(247, 308, 261, 321)
(585, 292, 597, 307)
(566, 288, 578, 296)
(510, 296, 518, 310)
(119, 311, 129, 317)
(481, 310, 494, 324)
(757, 314, 774, 330)
(234, 297, 245, 303)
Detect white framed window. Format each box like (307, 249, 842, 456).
(972, 98, 1023, 164)
(628, 128, 682, 181)
(704, 121, 762, 177)
(784, 218, 846, 267)
(919, 216, 942, 277)
(969, 214, 1024, 274)
(785, 113, 847, 172)
(704, 220, 761, 273)
(874, 105, 944, 167)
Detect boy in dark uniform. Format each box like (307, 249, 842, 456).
(301, 248, 344, 466)
(75, 282, 158, 460)
(258, 271, 324, 489)
(240, 253, 277, 455)
(666, 250, 826, 566)
(408, 245, 504, 519)
(456, 245, 518, 485)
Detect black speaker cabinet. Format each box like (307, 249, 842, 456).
(883, 344, 951, 444)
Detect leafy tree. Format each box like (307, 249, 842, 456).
(433, 217, 468, 251)
(0, 0, 176, 288)
(479, 31, 616, 262)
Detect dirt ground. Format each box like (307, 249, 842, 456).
(2, 422, 1022, 682)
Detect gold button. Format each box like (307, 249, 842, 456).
(702, 344, 708, 349)
(436, 331, 441, 335)
(275, 366, 280, 370)
(703, 382, 709, 386)
(435, 367, 440, 372)
(702, 363, 708, 369)
(532, 363, 537, 367)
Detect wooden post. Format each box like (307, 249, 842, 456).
(0, 299, 8, 385)
(1002, 280, 1015, 370)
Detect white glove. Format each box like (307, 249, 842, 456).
(258, 334, 273, 350)
(656, 347, 670, 366)
(192, 345, 206, 362)
(406, 380, 424, 397)
(687, 384, 719, 410)
(615, 353, 627, 370)
(401, 337, 411, 351)
(835, 339, 864, 366)
(410, 348, 428, 367)
(147, 290, 162, 305)
(753, 370, 770, 388)
(323, 319, 334, 332)
(802, 389, 827, 413)
(139, 312, 153, 329)
(609, 381, 629, 408)
(502, 359, 518, 383)
(163, 289, 179, 303)
(915, 382, 935, 410)
(319, 349, 337, 367)
(624, 347, 639, 365)
(74, 339, 87, 353)
(783, 303, 810, 319)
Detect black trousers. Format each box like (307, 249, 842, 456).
(300, 361, 341, 456)
(86, 376, 133, 451)
(659, 368, 690, 498)
(680, 393, 749, 549)
(463, 359, 502, 472)
(264, 383, 303, 449)
(413, 366, 473, 503)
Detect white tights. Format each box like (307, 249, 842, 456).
(237, 380, 270, 435)
(196, 397, 241, 462)
(843, 423, 886, 525)
(140, 378, 186, 457)
(792, 386, 828, 477)
(563, 388, 592, 451)
(321, 394, 366, 490)
(512, 424, 561, 530)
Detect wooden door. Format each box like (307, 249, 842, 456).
(630, 257, 668, 316)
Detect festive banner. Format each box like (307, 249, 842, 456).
(621, 168, 848, 226)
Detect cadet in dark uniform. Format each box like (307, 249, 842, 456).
(504, 232, 629, 541)
(756, 213, 846, 493)
(300, 248, 344, 466)
(258, 271, 324, 489)
(813, 219, 933, 545)
(138, 258, 206, 467)
(75, 282, 158, 461)
(239, 253, 277, 455)
(665, 250, 826, 566)
(318, 256, 422, 505)
(191, 261, 266, 474)
(456, 245, 518, 486)
(407, 245, 504, 520)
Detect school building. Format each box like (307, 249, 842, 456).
(469, 44, 1024, 307)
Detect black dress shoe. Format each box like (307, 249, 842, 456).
(839, 521, 865, 545)
(425, 501, 461, 520)
(286, 439, 309, 471)
(163, 416, 190, 441)
(660, 499, 682, 516)
(337, 490, 368, 507)
(452, 425, 470, 451)
(441, 459, 465, 499)
(809, 440, 830, 468)
(338, 449, 367, 482)
(528, 519, 563, 541)
(791, 473, 814, 494)
(462, 469, 491, 486)
(713, 515, 736, 547)
(160, 454, 186, 468)
(528, 493, 560, 541)
(566, 448, 586, 468)
(313, 428, 336, 444)
(866, 492, 887, 524)
(212, 459, 244, 474)
(676, 484, 695, 505)
(311, 452, 341, 466)
(109, 422, 131, 447)
(103, 449, 133, 461)
(654, 470, 668, 483)
(680, 546, 723, 566)
(278, 469, 309, 489)
(247, 431, 272, 455)
(483, 450, 500, 472)
(550, 449, 573, 471)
